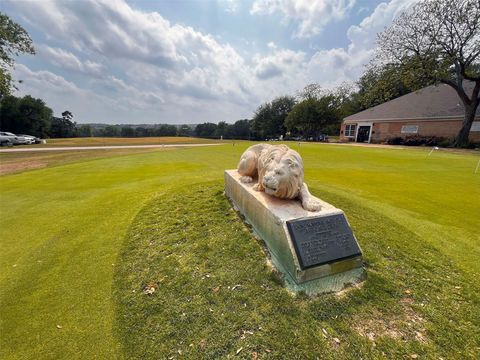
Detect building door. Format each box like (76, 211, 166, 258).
(356, 126, 371, 143)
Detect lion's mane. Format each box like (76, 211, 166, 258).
(257, 144, 304, 199)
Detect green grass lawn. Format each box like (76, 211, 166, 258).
(0, 142, 479, 359)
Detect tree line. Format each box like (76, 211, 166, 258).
(85, 124, 181, 138)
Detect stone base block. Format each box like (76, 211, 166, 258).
(224, 169, 365, 295)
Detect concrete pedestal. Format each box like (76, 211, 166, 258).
(224, 169, 365, 295)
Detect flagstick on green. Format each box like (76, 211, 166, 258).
(427, 146, 439, 156)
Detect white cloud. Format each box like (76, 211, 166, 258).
(9, 0, 254, 108)
(251, 0, 356, 38)
(13, 64, 121, 121)
(15, 0, 182, 68)
(254, 49, 306, 80)
(13, 64, 163, 115)
(38, 45, 105, 77)
(14, 63, 85, 96)
(347, 0, 418, 53)
(13, 63, 221, 123)
(307, 47, 370, 88)
(219, 0, 240, 13)
(307, 0, 419, 88)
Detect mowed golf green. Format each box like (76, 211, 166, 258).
(0, 142, 479, 359)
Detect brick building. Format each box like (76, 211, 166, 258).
(340, 82, 480, 143)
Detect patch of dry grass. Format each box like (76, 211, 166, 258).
(0, 148, 166, 175)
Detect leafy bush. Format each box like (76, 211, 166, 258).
(438, 138, 451, 148)
(386, 135, 449, 146)
(386, 137, 404, 145)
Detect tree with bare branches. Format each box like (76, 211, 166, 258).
(377, 0, 480, 147)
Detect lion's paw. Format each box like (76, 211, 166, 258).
(240, 176, 253, 183)
(302, 199, 322, 212)
(252, 183, 263, 191)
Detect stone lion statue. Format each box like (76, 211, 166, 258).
(237, 144, 321, 211)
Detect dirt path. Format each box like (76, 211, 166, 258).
(0, 143, 223, 153)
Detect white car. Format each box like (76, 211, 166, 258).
(18, 134, 39, 144)
(0, 132, 18, 146)
(15, 135, 28, 145)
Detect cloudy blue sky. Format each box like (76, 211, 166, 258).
(1, 0, 417, 124)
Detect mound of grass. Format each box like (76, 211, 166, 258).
(114, 182, 479, 359)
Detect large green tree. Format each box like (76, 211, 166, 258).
(377, 0, 480, 147)
(50, 116, 77, 138)
(0, 12, 35, 98)
(120, 126, 135, 137)
(296, 83, 324, 101)
(230, 119, 251, 139)
(356, 61, 435, 110)
(0, 94, 52, 137)
(252, 95, 296, 139)
(177, 124, 192, 137)
(195, 122, 217, 138)
(62, 110, 73, 122)
(215, 121, 229, 138)
(156, 124, 177, 136)
(285, 95, 338, 138)
(77, 124, 92, 137)
(330, 82, 363, 120)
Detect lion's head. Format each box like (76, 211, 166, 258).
(259, 145, 304, 199)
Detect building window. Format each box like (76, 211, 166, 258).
(401, 125, 419, 134)
(345, 124, 356, 137)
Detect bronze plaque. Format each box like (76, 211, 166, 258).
(286, 214, 361, 270)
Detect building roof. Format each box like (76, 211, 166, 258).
(344, 82, 480, 123)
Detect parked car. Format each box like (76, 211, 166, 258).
(0, 136, 13, 146)
(306, 134, 329, 142)
(18, 134, 40, 144)
(318, 134, 329, 142)
(14, 134, 28, 145)
(0, 132, 18, 146)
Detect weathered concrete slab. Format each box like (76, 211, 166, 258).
(224, 169, 365, 295)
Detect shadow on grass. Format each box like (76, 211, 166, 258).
(113, 181, 479, 359)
